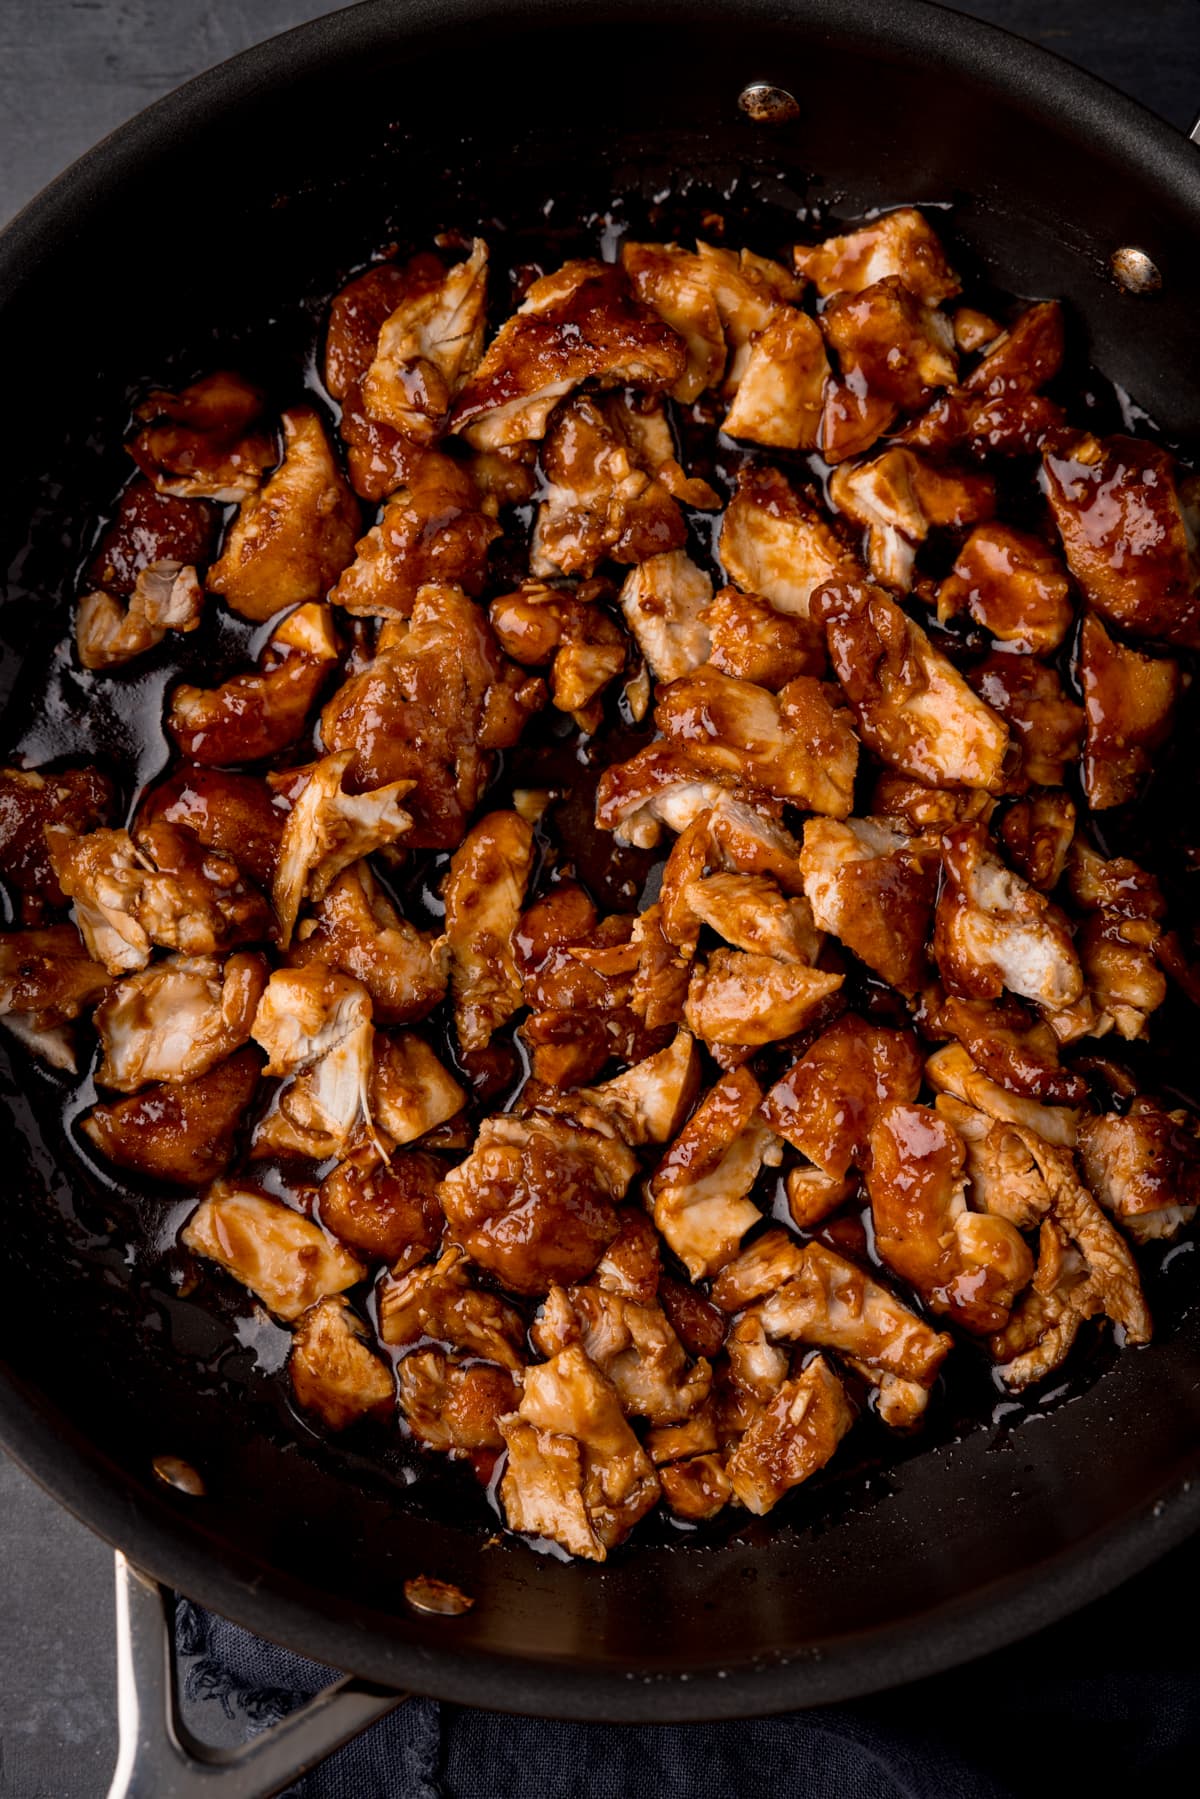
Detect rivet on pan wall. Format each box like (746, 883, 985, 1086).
(738, 83, 800, 124)
(404, 1576, 475, 1616)
(1110, 247, 1162, 293)
(152, 1454, 207, 1496)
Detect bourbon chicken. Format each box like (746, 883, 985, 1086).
(2, 202, 1196, 1565)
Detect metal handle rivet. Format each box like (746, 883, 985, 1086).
(738, 83, 800, 124)
(152, 1454, 207, 1496)
(1110, 247, 1162, 293)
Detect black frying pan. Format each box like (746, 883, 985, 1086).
(2, 0, 1200, 1788)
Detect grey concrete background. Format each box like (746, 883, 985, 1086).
(0, 3, 1198, 1796)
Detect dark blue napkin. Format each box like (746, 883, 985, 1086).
(175, 1529, 1200, 1798)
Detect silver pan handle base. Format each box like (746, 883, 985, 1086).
(107, 1553, 407, 1799)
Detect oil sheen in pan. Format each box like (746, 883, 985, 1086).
(1, 176, 1197, 1558)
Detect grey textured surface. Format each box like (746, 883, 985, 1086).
(0, 2, 1198, 1796)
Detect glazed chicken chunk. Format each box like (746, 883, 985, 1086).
(77, 560, 205, 670)
(289, 860, 446, 1026)
(726, 1356, 853, 1516)
(1078, 1100, 1200, 1243)
(814, 578, 1010, 791)
(490, 580, 628, 729)
(361, 237, 488, 440)
(532, 1283, 712, 1424)
(936, 523, 1073, 655)
(934, 823, 1083, 1011)
(650, 1067, 780, 1278)
(206, 407, 360, 622)
(828, 448, 994, 593)
(799, 815, 938, 993)
(619, 241, 727, 403)
(795, 208, 960, 303)
(168, 603, 341, 765)
(762, 1014, 924, 1176)
(127, 370, 275, 502)
(94, 951, 265, 1091)
(618, 550, 713, 682)
(289, 1296, 395, 1430)
(498, 1344, 661, 1561)
(719, 465, 860, 619)
(1077, 612, 1179, 810)
(530, 394, 686, 577)
(329, 453, 499, 617)
(272, 751, 414, 946)
(183, 1182, 365, 1321)
(443, 809, 533, 1054)
(450, 260, 686, 449)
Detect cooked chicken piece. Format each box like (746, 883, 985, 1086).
(953, 310, 1001, 352)
(828, 448, 994, 591)
(579, 1028, 701, 1147)
(378, 1244, 525, 1368)
(618, 551, 713, 682)
(685, 949, 843, 1048)
(870, 769, 994, 833)
(0, 924, 111, 1037)
(619, 241, 727, 402)
(998, 789, 1076, 891)
(694, 242, 802, 395)
(77, 556, 206, 671)
(628, 903, 692, 1030)
(442, 809, 532, 1054)
(898, 303, 1066, 458)
(706, 794, 807, 893)
(814, 578, 1010, 791)
(489, 580, 627, 728)
(655, 1277, 727, 1363)
(88, 488, 215, 630)
(511, 884, 646, 1084)
(128, 371, 275, 502)
(709, 1228, 808, 1312)
(988, 1219, 1095, 1390)
(762, 1013, 924, 1176)
(397, 1348, 518, 1452)
(597, 391, 721, 509)
(47, 823, 271, 974)
(289, 1296, 395, 1430)
(722, 308, 830, 451)
(466, 442, 539, 511)
(867, 1102, 1034, 1333)
(137, 768, 286, 893)
(450, 260, 686, 449)
(532, 1283, 711, 1424)
(498, 1344, 661, 1560)
(317, 1144, 442, 1263)
(371, 1029, 466, 1145)
(925, 1041, 1079, 1147)
(82, 1046, 260, 1186)
(968, 652, 1083, 789)
(785, 1165, 857, 1230)
(439, 1108, 636, 1293)
(934, 823, 1083, 1011)
(320, 581, 543, 847)
(799, 815, 938, 993)
(1078, 911, 1167, 1042)
(360, 238, 487, 439)
(719, 465, 859, 618)
(794, 208, 960, 305)
(656, 667, 859, 815)
(1043, 432, 1200, 648)
(0, 765, 114, 925)
(754, 1240, 952, 1390)
(94, 952, 265, 1091)
(1077, 611, 1179, 810)
(182, 1181, 364, 1320)
(714, 1311, 790, 1442)
(272, 752, 413, 947)
(934, 1095, 1051, 1230)
(530, 395, 686, 577)
(289, 862, 443, 1027)
(167, 602, 341, 764)
(686, 873, 820, 964)
(1006, 1125, 1151, 1347)
(704, 584, 825, 688)
(819, 277, 957, 462)
(206, 408, 360, 621)
(593, 744, 734, 850)
(658, 1454, 734, 1521)
(329, 453, 498, 617)
(934, 992, 1087, 1104)
(325, 255, 451, 401)
(650, 1067, 779, 1277)
(1078, 1099, 1200, 1243)
(594, 1209, 662, 1305)
(726, 1355, 854, 1516)
(936, 523, 1073, 654)
(251, 965, 370, 1078)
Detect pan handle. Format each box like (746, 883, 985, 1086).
(106, 1554, 407, 1799)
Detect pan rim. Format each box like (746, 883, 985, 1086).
(2, 0, 1199, 1718)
